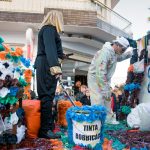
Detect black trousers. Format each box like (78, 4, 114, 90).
(35, 56, 57, 133)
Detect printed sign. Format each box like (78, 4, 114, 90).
(73, 120, 101, 148)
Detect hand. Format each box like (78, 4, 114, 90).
(62, 53, 74, 59)
(50, 66, 62, 75)
(126, 47, 134, 56)
(130, 47, 134, 56)
(62, 54, 68, 59)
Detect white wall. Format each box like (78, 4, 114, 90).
(0, 30, 38, 61)
(0, 0, 111, 13)
(0, 31, 26, 44)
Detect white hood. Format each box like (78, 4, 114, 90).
(103, 42, 112, 49)
(103, 42, 115, 55)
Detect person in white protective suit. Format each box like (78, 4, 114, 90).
(88, 37, 132, 123)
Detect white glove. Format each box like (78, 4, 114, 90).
(126, 47, 134, 56)
(133, 59, 144, 73)
(50, 66, 62, 75)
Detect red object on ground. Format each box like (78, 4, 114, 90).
(127, 129, 139, 133)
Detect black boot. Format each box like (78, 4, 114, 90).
(39, 130, 61, 139)
(39, 100, 59, 139)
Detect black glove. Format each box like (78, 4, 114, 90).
(62, 53, 73, 59)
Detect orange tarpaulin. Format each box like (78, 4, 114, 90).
(22, 100, 41, 138)
(57, 100, 82, 127)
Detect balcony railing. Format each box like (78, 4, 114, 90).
(0, 0, 131, 32)
(91, 0, 131, 32)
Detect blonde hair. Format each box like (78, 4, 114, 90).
(39, 10, 64, 33)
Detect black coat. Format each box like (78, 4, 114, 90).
(80, 95, 91, 106)
(35, 25, 64, 132)
(35, 25, 63, 68)
(35, 25, 64, 100)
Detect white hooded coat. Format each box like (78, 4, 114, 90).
(88, 42, 131, 111)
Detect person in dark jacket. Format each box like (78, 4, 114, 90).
(75, 85, 87, 101)
(80, 88, 91, 106)
(34, 10, 65, 139)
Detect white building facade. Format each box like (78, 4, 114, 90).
(0, 0, 131, 81)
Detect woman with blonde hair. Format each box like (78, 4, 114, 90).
(34, 10, 65, 139)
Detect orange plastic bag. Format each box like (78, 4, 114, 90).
(57, 100, 82, 127)
(22, 100, 41, 138)
(102, 138, 113, 150)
